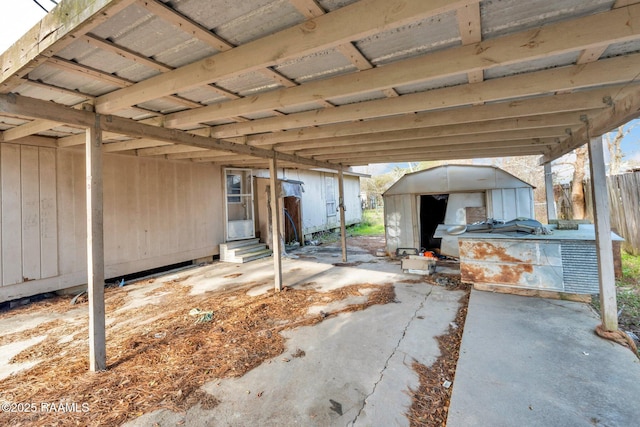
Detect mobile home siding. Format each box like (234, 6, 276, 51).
(0, 143, 222, 303)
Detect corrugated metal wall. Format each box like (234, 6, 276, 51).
(254, 171, 364, 241)
(487, 188, 535, 220)
(384, 194, 418, 254)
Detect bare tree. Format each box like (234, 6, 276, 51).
(571, 145, 588, 219)
(604, 123, 637, 175)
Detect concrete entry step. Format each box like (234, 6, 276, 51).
(220, 240, 272, 263)
(222, 238, 260, 250)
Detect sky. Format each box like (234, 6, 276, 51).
(0, 1, 49, 53)
(1, 1, 639, 171)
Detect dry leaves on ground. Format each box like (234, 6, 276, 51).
(0, 280, 395, 426)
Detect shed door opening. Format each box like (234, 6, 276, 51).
(420, 194, 448, 250)
(284, 196, 302, 244)
(225, 168, 255, 241)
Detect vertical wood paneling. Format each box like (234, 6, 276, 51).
(137, 158, 150, 258)
(39, 147, 58, 278)
(73, 150, 86, 271)
(176, 166, 190, 252)
(194, 164, 208, 248)
(21, 145, 41, 281)
(3, 148, 222, 299)
(124, 157, 139, 261)
(2, 144, 23, 286)
(146, 159, 160, 257)
(157, 161, 173, 254)
(102, 155, 117, 263)
(56, 150, 75, 275)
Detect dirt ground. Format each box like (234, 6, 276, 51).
(0, 234, 469, 426)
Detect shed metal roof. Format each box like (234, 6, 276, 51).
(384, 164, 534, 195)
(1, 0, 640, 170)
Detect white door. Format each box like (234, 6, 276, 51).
(225, 168, 255, 241)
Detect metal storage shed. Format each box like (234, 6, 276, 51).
(383, 165, 535, 257)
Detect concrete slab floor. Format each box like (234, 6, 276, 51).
(125, 283, 462, 427)
(447, 289, 640, 427)
(0, 245, 462, 426)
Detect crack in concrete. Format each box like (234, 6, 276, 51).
(348, 287, 433, 426)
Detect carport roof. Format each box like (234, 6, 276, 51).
(1, 0, 640, 169)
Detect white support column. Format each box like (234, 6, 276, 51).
(588, 136, 618, 331)
(86, 116, 106, 371)
(338, 168, 347, 262)
(544, 162, 557, 222)
(269, 157, 283, 291)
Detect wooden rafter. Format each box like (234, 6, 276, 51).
(45, 56, 203, 110)
(294, 131, 563, 158)
(0, 0, 138, 93)
(543, 85, 640, 162)
(311, 140, 556, 162)
(136, 145, 208, 156)
(162, 6, 640, 129)
(208, 56, 640, 139)
(246, 101, 608, 147)
(284, 126, 577, 157)
(81, 33, 172, 73)
(456, 2, 483, 85)
(319, 146, 550, 165)
(137, 0, 234, 52)
(0, 93, 343, 170)
(95, 0, 479, 114)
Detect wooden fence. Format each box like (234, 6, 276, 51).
(556, 171, 639, 255)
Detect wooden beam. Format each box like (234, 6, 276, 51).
(136, 144, 208, 156)
(288, 0, 325, 18)
(338, 168, 347, 262)
(86, 116, 106, 372)
(2, 100, 94, 141)
(163, 4, 640, 129)
(2, 118, 61, 141)
(81, 33, 172, 72)
(210, 54, 640, 139)
(1, 0, 137, 93)
(245, 93, 613, 146)
(338, 146, 549, 165)
(0, 93, 343, 170)
(95, 0, 479, 113)
(544, 162, 557, 221)
(335, 43, 374, 71)
(269, 157, 283, 291)
(289, 128, 567, 156)
(576, 45, 608, 65)
(207, 155, 259, 164)
(456, 2, 481, 45)
(588, 136, 618, 331)
(456, 2, 482, 84)
(137, 0, 234, 52)
(273, 117, 582, 151)
(103, 139, 173, 152)
(311, 138, 556, 161)
(46, 56, 203, 110)
(543, 85, 640, 162)
(256, 68, 297, 88)
(0, 134, 57, 148)
(20, 79, 96, 100)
